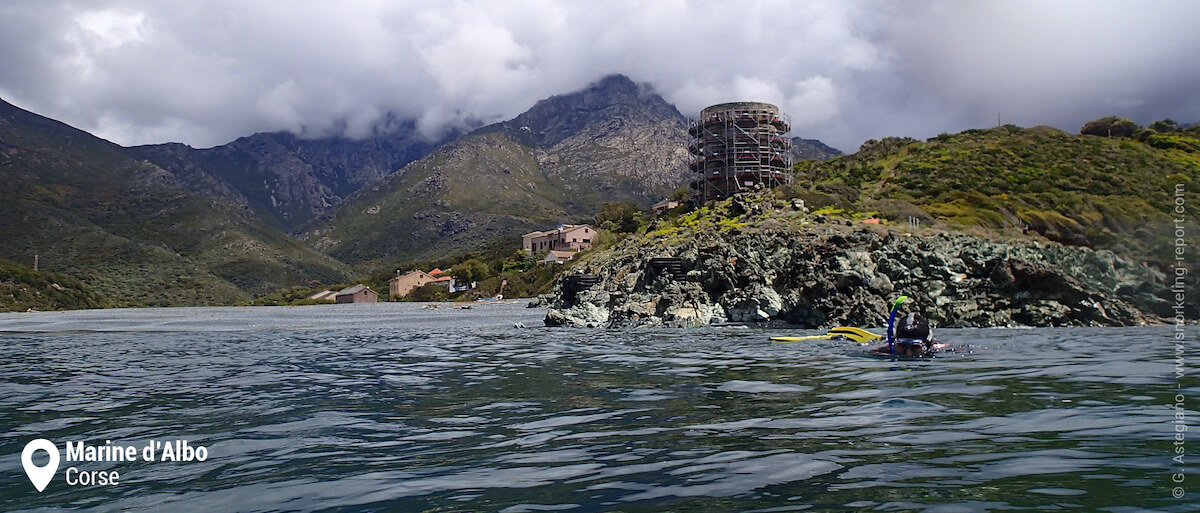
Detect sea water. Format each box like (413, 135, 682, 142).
(0, 302, 1196, 512)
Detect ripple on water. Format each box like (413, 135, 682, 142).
(713, 380, 813, 394)
(0, 310, 1188, 513)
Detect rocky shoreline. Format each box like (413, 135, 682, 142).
(543, 194, 1176, 329)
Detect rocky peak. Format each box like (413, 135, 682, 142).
(790, 137, 843, 161)
(501, 74, 685, 148)
(126, 116, 456, 230)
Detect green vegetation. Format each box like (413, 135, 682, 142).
(301, 132, 574, 269)
(595, 201, 644, 234)
(1080, 116, 1140, 138)
(0, 99, 354, 309)
(245, 285, 337, 306)
(0, 257, 114, 312)
(787, 119, 1200, 269)
(7, 88, 1198, 312)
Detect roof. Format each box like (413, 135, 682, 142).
(525, 225, 594, 238)
(546, 250, 577, 259)
(308, 290, 337, 300)
(392, 270, 432, 281)
(337, 284, 373, 295)
(429, 268, 444, 277)
(429, 276, 453, 283)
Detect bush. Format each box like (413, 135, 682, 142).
(407, 283, 450, 302)
(1149, 118, 1181, 133)
(1080, 116, 1140, 138)
(595, 202, 643, 234)
(816, 182, 861, 205)
(1146, 133, 1200, 153)
(449, 258, 492, 283)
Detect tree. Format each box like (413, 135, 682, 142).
(1149, 118, 1181, 133)
(449, 258, 491, 283)
(595, 202, 642, 233)
(1080, 116, 1140, 138)
(407, 283, 449, 302)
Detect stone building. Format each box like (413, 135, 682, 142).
(522, 224, 595, 255)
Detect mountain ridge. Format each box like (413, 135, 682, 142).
(0, 80, 869, 309)
(301, 75, 695, 268)
(0, 97, 353, 307)
(125, 119, 458, 230)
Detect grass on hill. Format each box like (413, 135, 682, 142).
(788, 122, 1200, 270)
(0, 257, 114, 312)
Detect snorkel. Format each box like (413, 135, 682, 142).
(887, 295, 907, 355)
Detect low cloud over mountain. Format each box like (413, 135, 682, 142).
(1, 1, 1198, 152)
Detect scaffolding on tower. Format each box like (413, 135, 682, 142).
(687, 102, 792, 203)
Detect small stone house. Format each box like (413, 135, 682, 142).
(389, 270, 437, 299)
(335, 284, 378, 304)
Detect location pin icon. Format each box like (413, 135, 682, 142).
(22, 439, 59, 492)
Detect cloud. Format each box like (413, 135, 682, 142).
(0, 0, 1198, 152)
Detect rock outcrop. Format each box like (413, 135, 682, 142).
(545, 191, 1172, 328)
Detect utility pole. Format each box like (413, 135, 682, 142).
(33, 254, 38, 272)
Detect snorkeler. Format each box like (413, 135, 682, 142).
(873, 296, 936, 357)
(885, 311, 934, 356)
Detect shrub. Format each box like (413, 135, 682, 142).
(1080, 116, 1140, 138)
(1149, 119, 1181, 133)
(595, 202, 642, 233)
(406, 283, 450, 302)
(1146, 133, 1200, 153)
(449, 258, 492, 283)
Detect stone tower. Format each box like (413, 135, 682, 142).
(688, 102, 792, 202)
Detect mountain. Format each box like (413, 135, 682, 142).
(302, 75, 694, 268)
(0, 98, 352, 307)
(791, 137, 842, 161)
(125, 119, 454, 231)
(486, 74, 693, 210)
(0, 77, 855, 308)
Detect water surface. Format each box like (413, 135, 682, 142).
(0, 303, 1196, 512)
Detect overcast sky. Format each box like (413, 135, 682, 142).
(1, 0, 1198, 152)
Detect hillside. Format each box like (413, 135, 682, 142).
(0, 257, 113, 311)
(125, 118, 454, 230)
(544, 122, 1199, 328)
(793, 123, 1200, 268)
(0, 98, 353, 308)
(303, 75, 693, 268)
